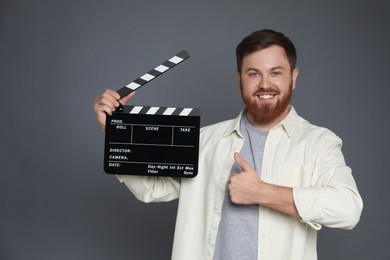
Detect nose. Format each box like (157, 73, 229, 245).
(259, 75, 271, 89)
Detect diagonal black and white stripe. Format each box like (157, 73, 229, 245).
(123, 105, 200, 117)
(117, 50, 190, 98)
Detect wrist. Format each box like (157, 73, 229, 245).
(257, 183, 299, 218)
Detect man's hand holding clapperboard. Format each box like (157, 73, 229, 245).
(101, 51, 201, 178)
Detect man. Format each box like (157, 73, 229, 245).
(93, 29, 363, 260)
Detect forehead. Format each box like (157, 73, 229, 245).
(242, 45, 291, 70)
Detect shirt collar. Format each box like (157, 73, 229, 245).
(223, 106, 299, 139)
(272, 106, 299, 138)
(223, 110, 245, 138)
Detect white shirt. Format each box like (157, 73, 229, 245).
(117, 107, 363, 260)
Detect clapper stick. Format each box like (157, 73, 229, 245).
(116, 50, 190, 100)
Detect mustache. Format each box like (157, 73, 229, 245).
(253, 88, 280, 95)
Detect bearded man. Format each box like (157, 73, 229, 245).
(93, 29, 363, 260)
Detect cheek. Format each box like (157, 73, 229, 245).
(241, 79, 258, 92)
(241, 86, 255, 98)
(274, 78, 292, 90)
(270, 76, 286, 85)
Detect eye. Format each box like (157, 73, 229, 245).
(248, 72, 259, 77)
(271, 71, 282, 76)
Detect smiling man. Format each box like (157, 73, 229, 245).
(238, 44, 298, 130)
(93, 29, 363, 260)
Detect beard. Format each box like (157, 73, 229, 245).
(240, 80, 293, 125)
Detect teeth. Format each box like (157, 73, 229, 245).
(259, 94, 274, 99)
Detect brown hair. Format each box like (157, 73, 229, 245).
(235, 29, 297, 72)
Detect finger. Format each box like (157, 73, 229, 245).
(94, 97, 116, 115)
(93, 90, 120, 110)
(97, 103, 116, 116)
(119, 91, 136, 105)
(234, 152, 255, 172)
(101, 89, 121, 107)
(94, 89, 121, 109)
(103, 89, 120, 100)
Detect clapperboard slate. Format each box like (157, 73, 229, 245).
(104, 50, 201, 178)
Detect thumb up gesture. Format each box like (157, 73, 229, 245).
(228, 153, 263, 205)
(229, 153, 299, 217)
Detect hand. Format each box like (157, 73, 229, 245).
(229, 153, 299, 217)
(93, 89, 135, 132)
(228, 152, 264, 205)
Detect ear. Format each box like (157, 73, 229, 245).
(236, 71, 241, 89)
(291, 68, 299, 90)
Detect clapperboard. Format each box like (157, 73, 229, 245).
(104, 50, 200, 178)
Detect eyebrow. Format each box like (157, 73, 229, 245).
(244, 66, 286, 72)
(244, 67, 260, 72)
(270, 66, 285, 71)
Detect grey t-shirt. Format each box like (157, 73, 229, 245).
(213, 114, 268, 260)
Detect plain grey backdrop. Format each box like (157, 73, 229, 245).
(1, 0, 389, 259)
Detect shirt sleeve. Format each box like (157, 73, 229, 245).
(292, 132, 363, 230)
(116, 175, 181, 203)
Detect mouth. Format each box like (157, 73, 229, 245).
(256, 93, 277, 101)
(258, 94, 275, 100)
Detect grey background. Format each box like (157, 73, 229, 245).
(1, 0, 389, 259)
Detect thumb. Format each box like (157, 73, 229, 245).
(234, 152, 254, 172)
(119, 91, 136, 105)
